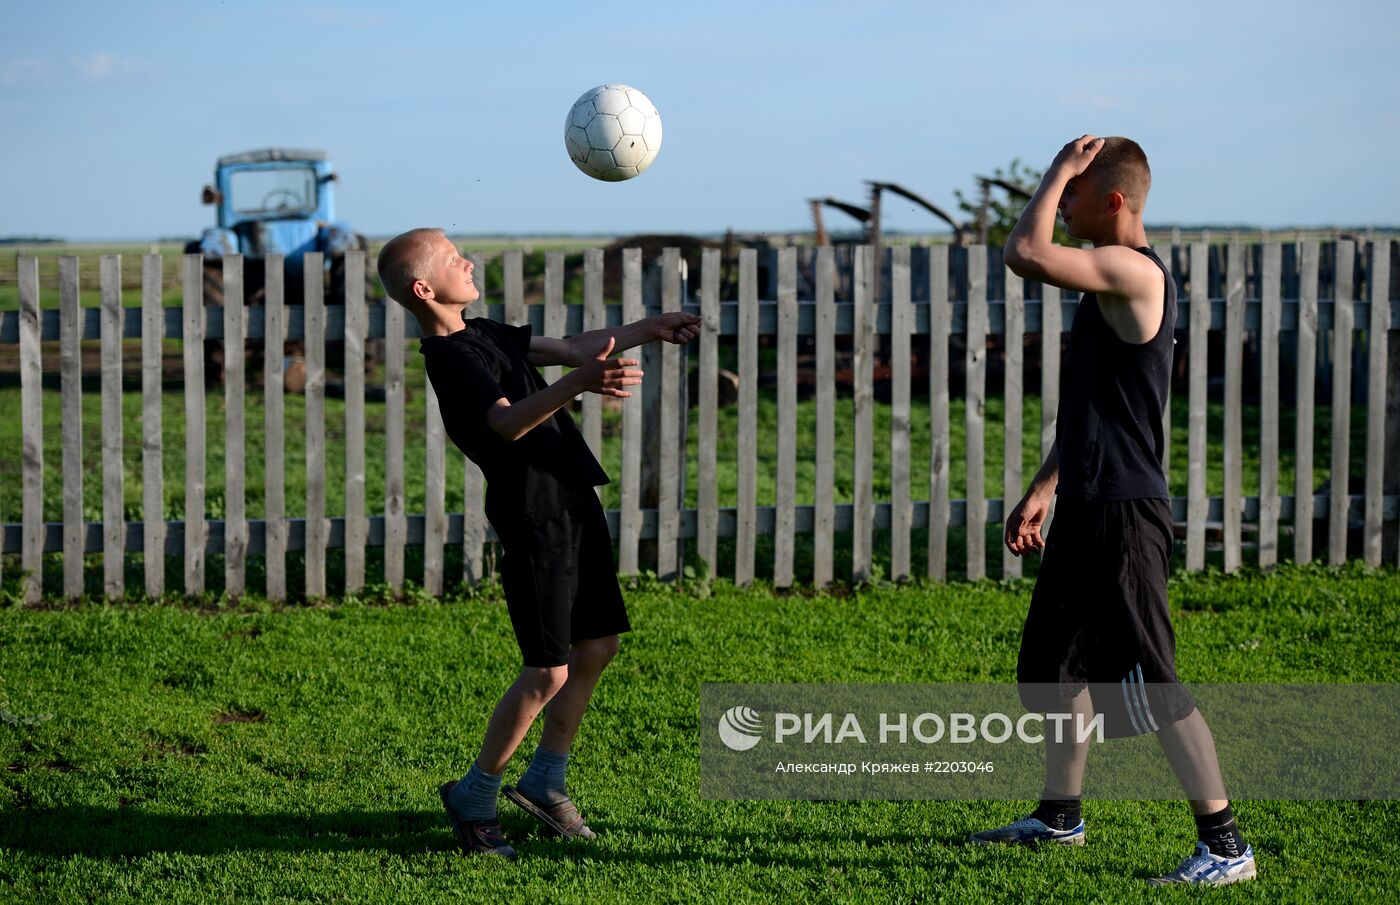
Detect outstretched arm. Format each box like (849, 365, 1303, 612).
(488, 338, 642, 441)
(527, 312, 702, 367)
(1004, 135, 1158, 298)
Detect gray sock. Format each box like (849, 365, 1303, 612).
(448, 760, 502, 822)
(517, 746, 570, 804)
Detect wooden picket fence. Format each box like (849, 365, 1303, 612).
(2, 240, 1397, 603)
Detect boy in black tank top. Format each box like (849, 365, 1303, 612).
(967, 137, 1255, 886)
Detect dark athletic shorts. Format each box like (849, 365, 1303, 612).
(1017, 496, 1196, 739)
(497, 492, 631, 668)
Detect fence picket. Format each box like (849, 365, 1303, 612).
(1363, 240, 1391, 566)
(463, 458, 487, 584)
(890, 246, 912, 582)
(223, 256, 247, 597)
(619, 248, 644, 574)
(1039, 281, 1060, 542)
(1187, 244, 1210, 570)
(698, 248, 720, 576)
(965, 246, 988, 581)
(264, 257, 286, 600)
(385, 285, 406, 589)
(928, 245, 950, 581)
(544, 251, 566, 386)
(344, 250, 367, 592)
(304, 256, 327, 598)
(1223, 244, 1245, 572)
(182, 256, 206, 596)
(1329, 241, 1356, 564)
(60, 257, 83, 600)
(582, 249, 604, 468)
(658, 248, 684, 581)
(19, 257, 43, 604)
(1259, 244, 1282, 569)
(1294, 243, 1319, 564)
(424, 378, 446, 595)
(504, 249, 525, 325)
(141, 254, 165, 599)
(100, 255, 124, 598)
(735, 248, 758, 586)
(814, 247, 836, 586)
(852, 245, 876, 582)
(775, 247, 798, 587)
(1002, 266, 1024, 579)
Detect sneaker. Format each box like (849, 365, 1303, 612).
(1147, 842, 1257, 886)
(438, 781, 517, 859)
(969, 816, 1086, 846)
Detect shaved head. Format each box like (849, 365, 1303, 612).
(377, 227, 446, 307)
(1084, 137, 1151, 213)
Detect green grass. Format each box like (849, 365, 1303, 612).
(1, 563, 1397, 902)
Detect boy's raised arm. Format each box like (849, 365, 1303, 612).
(1004, 135, 1158, 298)
(527, 312, 701, 367)
(488, 338, 642, 441)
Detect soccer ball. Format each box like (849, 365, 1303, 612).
(564, 84, 663, 182)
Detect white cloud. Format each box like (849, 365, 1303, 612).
(73, 52, 160, 82)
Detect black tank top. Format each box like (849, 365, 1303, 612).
(1055, 247, 1175, 501)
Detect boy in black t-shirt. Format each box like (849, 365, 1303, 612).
(377, 228, 700, 859)
(968, 137, 1255, 886)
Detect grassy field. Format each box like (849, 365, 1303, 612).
(1, 563, 1397, 902)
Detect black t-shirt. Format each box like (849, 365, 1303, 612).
(420, 318, 609, 529)
(1054, 247, 1175, 501)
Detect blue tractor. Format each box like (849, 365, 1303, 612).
(188, 148, 376, 382)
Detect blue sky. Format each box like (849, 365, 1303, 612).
(2, 0, 1397, 240)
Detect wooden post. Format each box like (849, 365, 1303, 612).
(928, 246, 951, 581)
(504, 250, 525, 325)
(774, 247, 798, 587)
(697, 248, 721, 576)
(889, 245, 912, 582)
(544, 251, 566, 386)
(657, 248, 683, 581)
(965, 246, 988, 580)
(59, 257, 83, 601)
(223, 255, 248, 597)
(814, 246, 836, 586)
(424, 377, 446, 595)
(264, 257, 287, 600)
(304, 255, 326, 598)
(581, 249, 605, 470)
(141, 254, 166, 599)
(1363, 240, 1391, 566)
(1329, 241, 1356, 564)
(344, 250, 368, 592)
(384, 283, 407, 590)
(619, 248, 644, 574)
(100, 255, 125, 598)
(1294, 242, 1319, 564)
(1223, 243, 1245, 573)
(19, 257, 43, 604)
(1002, 266, 1025, 579)
(182, 255, 206, 596)
(735, 249, 758, 585)
(852, 245, 876, 582)
(1259, 244, 1282, 569)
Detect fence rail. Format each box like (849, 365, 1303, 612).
(3, 241, 1397, 603)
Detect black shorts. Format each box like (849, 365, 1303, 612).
(1017, 496, 1196, 739)
(497, 493, 631, 668)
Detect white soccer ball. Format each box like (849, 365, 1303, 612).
(564, 84, 663, 182)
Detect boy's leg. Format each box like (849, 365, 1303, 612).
(539, 634, 621, 754)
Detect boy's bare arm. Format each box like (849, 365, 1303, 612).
(1004, 135, 1159, 299)
(487, 338, 642, 441)
(527, 312, 701, 367)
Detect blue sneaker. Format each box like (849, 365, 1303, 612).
(970, 815, 1086, 846)
(1148, 842, 1257, 886)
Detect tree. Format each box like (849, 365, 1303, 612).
(952, 159, 1074, 248)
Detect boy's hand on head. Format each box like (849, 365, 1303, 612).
(650, 312, 702, 345)
(575, 336, 643, 398)
(1050, 135, 1104, 179)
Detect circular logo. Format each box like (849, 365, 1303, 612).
(717, 705, 764, 751)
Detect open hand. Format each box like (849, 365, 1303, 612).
(574, 337, 643, 398)
(1004, 490, 1051, 557)
(651, 311, 702, 344)
(1050, 135, 1104, 179)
